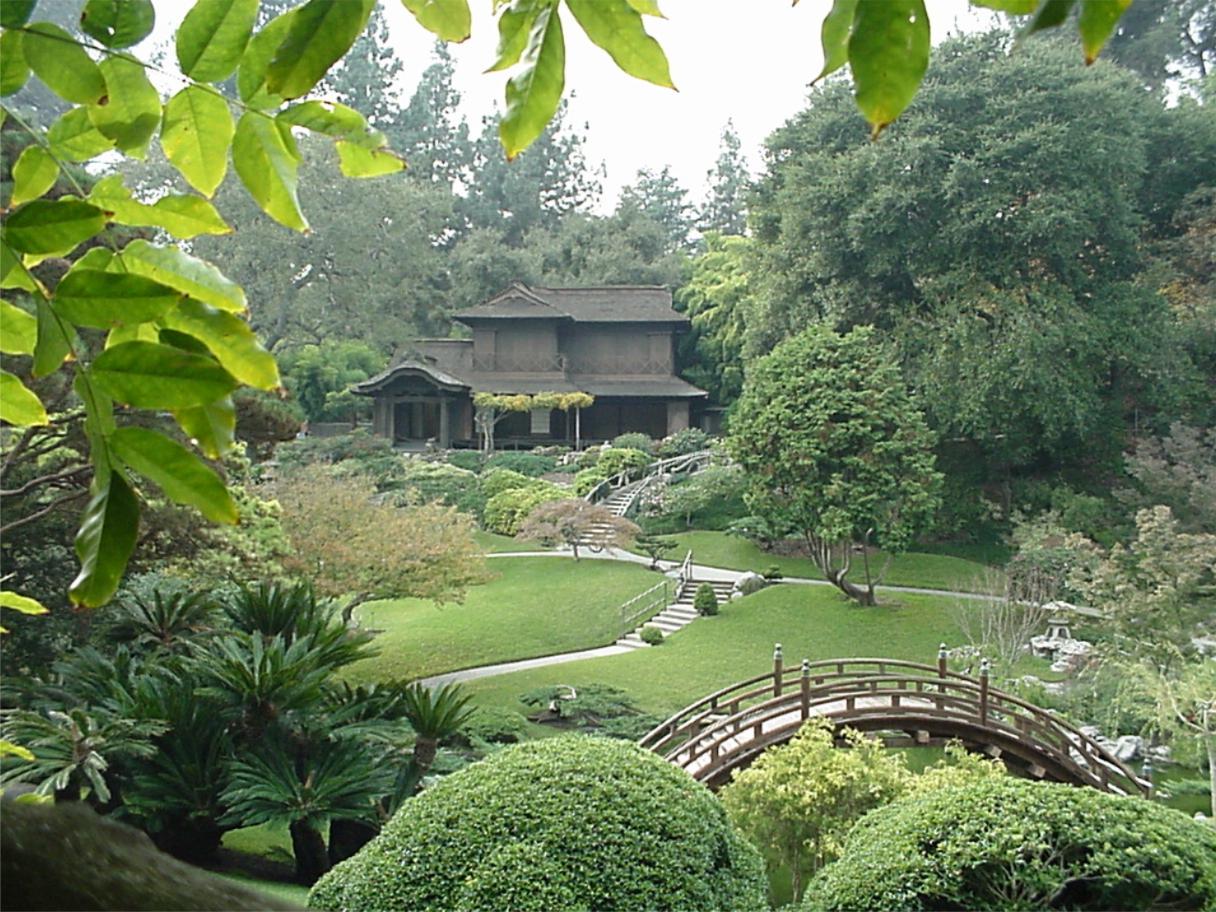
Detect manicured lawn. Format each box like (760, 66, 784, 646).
(214, 872, 308, 908)
(346, 557, 662, 682)
(474, 529, 549, 553)
(222, 823, 293, 863)
(647, 531, 1002, 593)
(465, 582, 963, 718)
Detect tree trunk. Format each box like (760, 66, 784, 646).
(571, 540, 580, 560)
(327, 818, 378, 865)
(289, 820, 331, 885)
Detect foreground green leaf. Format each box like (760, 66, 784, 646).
(400, 0, 471, 42)
(236, 8, 296, 107)
(161, 297, 279, 389)
(89, 55, 161, 157)
(266, 0, 375, 100)
(278, 100, 384, 148)
(113, 239, 247, 313)
(232, 112, 307, 231)
(1078, 0, 1131, 63)
(89, 175, 230, 238)
(110, 426, 237, 523)
(2, 199, 106, 256)
(1, 241, 38, 292)
(80, 0, 156, 48)
(0, 30, 29, 97)
(0, 370, 48, 426)
(54, 269, 182, 328)
(848, 0, 930, 136)
(161, 86, 233, 197)
(21, 22, 106, 104)
(336, 141, 404, 178)
(0, 0, 36, 28)
(565, 0, 673, 88)
(0, 300, 37, 355)
(33, 298, 72, 377)
(10, 145, 59, 206)
(47, 106, 116, 161)
(1025, 0, 1077, 34)
(488, 0, 539, 73)
(500, 1, 565, 159)
(0, 591, 48, 615)
(70, 471, 140, 607)
(90, 340, 239, 408)
(174, 396, 235, 459)
(176, 0, 258, 81)
(815, 0, 858, 82)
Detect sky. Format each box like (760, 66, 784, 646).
(138, 0, 999, 208)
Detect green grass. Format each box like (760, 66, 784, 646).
(465, 583, 962, 718)
(474, 529, 548, 552)
(346, 557, 663, 682)
(645, 531, 1002, 594)
(222, 822, 293, 863)
(213, 872, 308, 908)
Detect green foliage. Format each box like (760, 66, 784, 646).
(676, 233, 753, 405)
(805, 778, 1216, 911)
(660, 464, 746, 529)
(611, 432, 654, 454)
(278, 341, 383, 423)
(443, 449, 484, 473)
(595, 446, 651, 477)
(573, 466, 610, 497)
(482, 480, 565, 535)
(693, 582, 718, 617)
(478, 466, 533, 498)
(482, 450, 557, 477)
(728, 325, 941, 604)
(309, 737, 767, 912)
(699, 121, 750, 237)
(639, 625, 664, 646)
(275, 431, 402, 489)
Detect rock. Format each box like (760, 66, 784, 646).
(1113, 735, 1145, 762)
(733, 572, 767, 598)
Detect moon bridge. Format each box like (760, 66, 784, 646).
(638, 647, 1150, 797)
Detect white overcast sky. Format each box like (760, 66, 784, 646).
(139, 1, 998, 207)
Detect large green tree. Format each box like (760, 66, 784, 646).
(728, 325, 942, 605)
(698, 120, 750, 237)
(675, 232, 754, 404)
(617, 165, 695, 253)
(749, 33, 1216, 520)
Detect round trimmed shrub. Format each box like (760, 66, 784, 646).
(694, 582, 719, 616)
(597, 447, 652, 477)
(482, 482, 564, 535)
(657, 428, 710, 457)
(479, 467, 534, 498)
(399, 461, 485, 517)
(612, 432, 655, 454)
(309, 737, 767, 912)
(574, 467, 611, 496)
(804, 778, 1216, 912)
(639, 625, 664, 645)
(484, 451, 558, 477)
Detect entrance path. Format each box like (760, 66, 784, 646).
(418, 548, 1049, 687)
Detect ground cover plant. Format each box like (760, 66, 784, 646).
(464, 584, 962, 719)
(344, 557, 660, 682)
(309, 737, 768, 912)
(805, 778, 1216, 911)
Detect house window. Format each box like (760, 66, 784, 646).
(530, 408, 550, 435)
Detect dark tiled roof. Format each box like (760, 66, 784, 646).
(576, 377, 708, 398)
(453, 283, 685, 324)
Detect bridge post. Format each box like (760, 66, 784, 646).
(773, 644, 783, 697)
(979, 659, 990, 725)
(937, 643, 948, 677)
(800, 659, 811, 720)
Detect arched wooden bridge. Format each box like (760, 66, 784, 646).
(639, 646, 1150, 797)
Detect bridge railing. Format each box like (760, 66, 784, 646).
(640, 647, 1149, 798)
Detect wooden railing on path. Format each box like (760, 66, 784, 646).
(586, 450, 718, 508)
(639, 646, 1150, 797)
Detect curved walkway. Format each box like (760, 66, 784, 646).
(419, 547, 1028, 687)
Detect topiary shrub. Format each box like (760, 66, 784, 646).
(574, 467, 611, 497)
(612, 432, 655, 454)
(804, 778, 1216, 912)
(640, 625, 664, 645)
(597, 447, 652, 478)
(484, 451, 558, 477)
(482, 481, 565, 535)
(479, 467, 535, 498)
(309, 737, 767, 912)
(694, 582, 719, 616)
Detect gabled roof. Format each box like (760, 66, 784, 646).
(452, 283, 686, 325)
(351, 360, 470, 396)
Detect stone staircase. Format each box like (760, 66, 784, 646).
(616, 577, 735, 649)
(578, 479, 646, 549)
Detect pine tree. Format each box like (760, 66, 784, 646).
(700, 121, 750, 236)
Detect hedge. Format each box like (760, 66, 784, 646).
(804, 778, 1216, 912)
(483, 451, 558, 477)
(597, 447, 652, 478)
(482, 481, 565, 535)
(399, 461, 485, 517)
(479, 467, 535, 498)
(310, 737, 767, 912)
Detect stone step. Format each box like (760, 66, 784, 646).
(615, 634, 649, 648)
